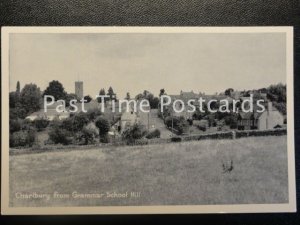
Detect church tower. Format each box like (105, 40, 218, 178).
(75, 81, 83, 99)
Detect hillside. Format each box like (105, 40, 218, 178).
(10, 136, 288, 207)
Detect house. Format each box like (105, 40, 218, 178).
(237, 102, 284, 130)
(26, 101, 70, 121)
(230, 91, 241, 100)
(119, 111, 138, 132)
(73, 99, 101, 113)
(165, 91, 235, 120)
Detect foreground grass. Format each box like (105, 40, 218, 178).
(9, 136, 288, 207)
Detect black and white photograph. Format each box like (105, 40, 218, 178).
(1, 27, 296, 214)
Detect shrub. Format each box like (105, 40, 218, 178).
(21, 119, 36, 131)
(197, 125, 206, 132)
(76, 125, 98, 145)
(100, 134, 110, 143)
(10, 130, 36, 147)
(10, 119, 22, 133)
(61, 117, 74, 132)
(146, 129, 161, 139)
(165, 116, 188, 135)
(48, 126, 73, 145)
(122, 123, 147, 144)
(34, 118, 49, 131)
(171, 136, 182, 142)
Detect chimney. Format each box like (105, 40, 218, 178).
(267, 101, 272, 115)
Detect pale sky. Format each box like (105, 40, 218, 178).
(9, 32, 286, 98)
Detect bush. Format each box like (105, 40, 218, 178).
(21, 119, 35, 131)
(224, 114, 238, 128)
(48, 126, 73, 145)
(10, 119, 22, 133)
(100, 134, 110, 143)
(75, 125, 98, 145)
(171, 136, 182, 142)
(146, 129, 161, 139)
(165, 116, 188, 135)
(10, 130, 36, 147)
(122, 123, 147, 144)
(197, 125, 206, 132)
(34, 118, 49, 131)
(61, 117, 74, 132)
(72, 113, 89, 132)
(59, 113, 89, 133)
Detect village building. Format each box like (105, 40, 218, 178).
(119, 111, 138, 132)
(73, 99, 101, 113)
(237, 102, 284, 130)
(26, 101, 70, 121)
(166, 91, 235, 120)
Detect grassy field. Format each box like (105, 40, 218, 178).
(9, 136, 288, 207)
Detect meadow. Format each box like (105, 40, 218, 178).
(9, 135, 288, 207)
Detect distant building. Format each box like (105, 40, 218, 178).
(26, 101, 70, 121)
(237, 102, 284, 130)
(73, 99, 101, 113)
(75, 81, 83, 99)
(119, 111, 138, 132)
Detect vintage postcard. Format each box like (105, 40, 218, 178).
(1, 27, 296, 214)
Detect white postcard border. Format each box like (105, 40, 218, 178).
(1, 26, 296, 215)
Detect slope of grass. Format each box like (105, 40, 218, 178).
(9, 136, 288, 207)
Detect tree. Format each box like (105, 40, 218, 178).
(225, 88, 234, 96)
(65, 93, 79, 107)
(16, 81, 20, 94)
(125, 92, 130, 100)
(267, 83, 286, 103)
(150, 97, 159, 109)
(159, 88, 166, 97)
(135, 93, 144, 100)
(72, 113, 89, 132)
(95, 116, 110, 137)
(143, 90, 150, 98)
(107, 87, 116, 100)
(20, 83, 42, 114)
(9, 92, 17, 108)
(83, 95, 92, 103)
(136, 90, 159, 109)
(97, 88, 106, 103)
(165, 116, 188, 135)
(43, 80, 67, 101)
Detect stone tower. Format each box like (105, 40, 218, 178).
(75, 81, 83, 99)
